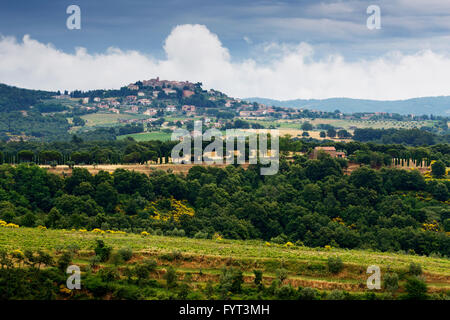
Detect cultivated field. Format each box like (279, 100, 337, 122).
(117, 131, 173, 141)
(40, 163, 243, 175)
(1, 227, 448, 294)
(80, 112, 151, 127)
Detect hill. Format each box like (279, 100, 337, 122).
(245, 97, 450, 116)
(0, 84, 55, 112)
(0, 226, 449, 299)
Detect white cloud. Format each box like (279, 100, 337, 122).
(1, 24, 450, 100)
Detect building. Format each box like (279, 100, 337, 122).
(182, 90, 195, 98)
(182, 105, 196, 112)
(144, 108, 157, 116)
(166, 105, 177, 112)
(127, 84, 139, 90)
(138, 99, 152, 106)
(310, 146, 346, 159)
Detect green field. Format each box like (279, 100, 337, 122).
(80, 112, 151, 127)
(242, 118, 437, 130)
(117, 131, 173, 141)
(1, 227, 449, 295)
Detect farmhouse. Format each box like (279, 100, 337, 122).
(310, 146, 346, 159)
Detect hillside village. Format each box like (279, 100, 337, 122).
(48, 78, 447, 139)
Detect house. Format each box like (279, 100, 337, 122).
(310, 147, 346, 159)
(137, 92, 145, 97)
(93, 97, 101, 102)
(163, 88, 177, 95)
(166, 105, 177, 112)
(182, 90, 195, 98)
(138, 99, 152, 106)
(128, 84, 139, 90)
(81, 97, 89, 104)
(182, 105, 196, 112)
(97, 103, 109, 109)
(144, 108, 157, 116)
(109, 108, 120, 114)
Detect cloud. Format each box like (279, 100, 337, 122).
(1, 24, 450, 100)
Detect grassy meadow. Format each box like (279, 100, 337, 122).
(1, 226, 448, 295)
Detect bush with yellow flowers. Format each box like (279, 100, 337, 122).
(284, 241, 294, 248)
(141, 231, 150, 236)
(5, 223, 19, 228)
(422, 221, 440, 232)
(91, 228, 105, 234)
(144, 197, 194, 222)
(37, 225, 47, 230)
(106, 230, 126, 235)
(213, 233, 223, 241)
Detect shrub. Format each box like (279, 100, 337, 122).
(118, 247, 133, 262)
(298, 287, 319, 300)
(219, 268, 244, 295)
(275, 284, 296, 299)
(98, 267, 119, 282)
(160, 250, 182, 261)
(94, 240, 112, 262)
(57, 251, 73, 272)
(327, 290, 346, 300)
(327, 256, 344, 274)
(270, 233, 288, 244)
(275, 268, 289, 283)
(253, 270, 263, 285)
(383, 272, 399, 293)
(194, 231, 209, 239)
(405, 276, 428, 300)
(409, 262, 422, 276)
(109, 251, 124, 266)
(164, 266, 178, 288)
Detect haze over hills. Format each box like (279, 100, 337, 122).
(245, 97, 450, 116)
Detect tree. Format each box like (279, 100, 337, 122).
(301, 122, 313, 131)
(164, 266, 178, 288)
(253, 270, 263, 285)
(431, 160, 446, 178)
(383, 272, 399, 293)
(18, 150, 34, 163)
(319, 131, 326, 138)
(327, 256, 343, 274)
(327, 128, 337, 138)
(94, 240, 112, 262)
(337, 129, 351, 139)
(404, 277, 428, 300)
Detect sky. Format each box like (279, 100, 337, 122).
(1, 0, 450, 100)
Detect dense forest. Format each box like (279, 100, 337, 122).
(353, 128, 449, 146)
(0, 151, 448, 256)
(0, 137, 448, 168)
(0, 84, 54, 112)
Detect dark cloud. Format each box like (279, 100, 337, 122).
(0, 0, 449, 59)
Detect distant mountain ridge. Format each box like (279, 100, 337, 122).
(244, 96, 450, 116)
